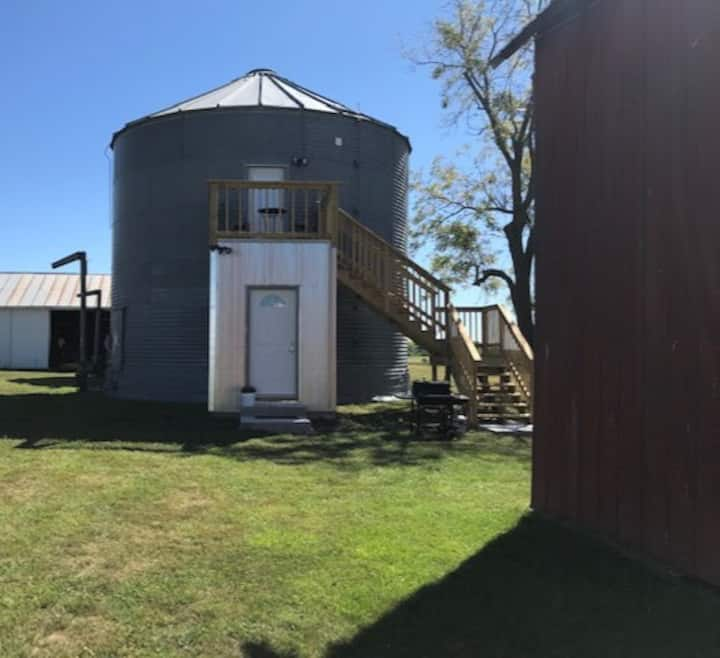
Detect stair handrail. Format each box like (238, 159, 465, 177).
(453, 303, 533, 416)
(335, 209, 451, 292)
(447, 305, 482, 428)
(494, 304, 534, 407)
(334, 209, 451, 344)
(495, 305, 533, 361)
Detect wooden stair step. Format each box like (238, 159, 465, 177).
(477, 365, 508, 374)
(477, 414, 532, 423)
(477, 373, 513, 382)
(477, 402, 529, 412)
(478, 385, 517, 394)
(480, 393, 524, 403)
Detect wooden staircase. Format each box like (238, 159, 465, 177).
(332, 208, 534, 427)
(208, 180, 534, 427)
(476, 366, 532, 423)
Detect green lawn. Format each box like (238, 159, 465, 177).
(1, 371, 719, 657)
(408, 354, 433, 382)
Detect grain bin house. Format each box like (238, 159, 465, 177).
(109, 69, 534, 422)
(493, 0, 720, 585)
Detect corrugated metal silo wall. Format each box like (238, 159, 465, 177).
(112, 108, 409, 403)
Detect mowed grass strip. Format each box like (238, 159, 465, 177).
(0, 371, 718, 658)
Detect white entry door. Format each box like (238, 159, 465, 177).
(248, 288, 298, 398)
(248, 166, 286, 232)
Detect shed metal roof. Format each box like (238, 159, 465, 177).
(112, 68, 408, 147)
(0, 273, 111, 309)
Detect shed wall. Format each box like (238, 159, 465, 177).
(112, 109, 409, 403)
(533, 0, 720, 585)
(0, 309, 50, 370)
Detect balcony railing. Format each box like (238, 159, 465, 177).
(208, 180, 339, 243)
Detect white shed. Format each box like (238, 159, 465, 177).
(0, 272, 111, 370)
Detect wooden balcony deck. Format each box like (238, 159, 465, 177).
(208, 180, 338, 244)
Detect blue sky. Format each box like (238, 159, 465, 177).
(0, 0, 492, 305)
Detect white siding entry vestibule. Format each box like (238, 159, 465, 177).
(208, 241, 337, 413)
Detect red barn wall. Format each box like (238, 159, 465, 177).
(533, 0, 720, 585)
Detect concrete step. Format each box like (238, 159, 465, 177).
(240, 402, 307, 418)
(239, 416, 314, 435)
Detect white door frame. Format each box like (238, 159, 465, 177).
(246, 286, 299, 400)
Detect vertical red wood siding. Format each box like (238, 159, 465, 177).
(533, 0, 720, 585)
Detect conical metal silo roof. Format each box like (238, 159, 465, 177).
(112, 68, 407, 146)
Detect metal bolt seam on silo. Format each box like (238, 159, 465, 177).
(110, 69, 410, 403)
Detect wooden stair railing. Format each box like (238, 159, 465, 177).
(447, 305, 482, 425)
(208, 180, 338, 243)
(334, 209, 451, 355)
(456, 305, 534, 412)
(331, 210, 485, 427)
(495, 305, 534, 412)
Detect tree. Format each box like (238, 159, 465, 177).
(410, 0, 547, 347)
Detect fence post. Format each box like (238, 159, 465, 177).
(443, 290, 450, 341)
(498, 310, 505, 352)
(325, 184, 338, 240)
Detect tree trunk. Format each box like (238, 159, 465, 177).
(504, 210, 534, 348)
(511, 259, 534, 348)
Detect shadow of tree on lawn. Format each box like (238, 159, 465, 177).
(0, 374, 530, 470)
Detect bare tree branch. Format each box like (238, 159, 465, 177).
(474, 267, 516, 290)
(463, 70, 514, 168)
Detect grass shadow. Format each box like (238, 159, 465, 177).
(8, 376, 77, 389)
(324, 514, 720, 658)
(240, 642, 299, 658)
(0, 373, 530, 470)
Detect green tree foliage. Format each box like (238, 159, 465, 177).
(411, 0, 547, 346)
